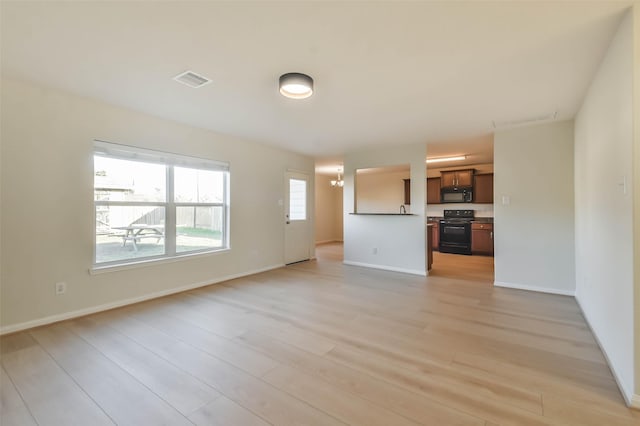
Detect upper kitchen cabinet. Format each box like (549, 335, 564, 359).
(441, 169, 474, 188)
(427, 177, 441, 204)
(474, 173, 494, 203)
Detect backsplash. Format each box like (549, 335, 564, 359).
(426, 203, 494, 218)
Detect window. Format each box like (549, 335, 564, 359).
(94, 141, 229, 267)
(288, 178, 307, 220)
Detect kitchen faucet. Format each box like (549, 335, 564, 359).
(400, 205, 406, 214)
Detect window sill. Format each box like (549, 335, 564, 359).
(89, 248, 230, 275)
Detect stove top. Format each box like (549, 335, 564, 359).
(442, 209, 475, 221)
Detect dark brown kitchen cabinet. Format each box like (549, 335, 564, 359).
(441, 169, 474, 188)
(431, 221, 439, 250)
(427, 177, 441, 204)
(474, 173, 494, 204)
(426, 224, 433, 270)
(471, 222, 493, 255)
(403, 179, 411, 205)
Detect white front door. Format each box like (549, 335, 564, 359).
(284, 172, 310, 264)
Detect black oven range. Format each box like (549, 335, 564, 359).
(439, 209, 475, 255)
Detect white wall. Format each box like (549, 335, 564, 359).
(314, 174, 343, 243)
(343, 143, 426, 276)
(633, 4, 640, 406)
(575, 9, 636, 404)
(493, 120, 575, 295)
(356, 169, 409, 213)
(0, 78, 315, 331)
(335, 184, 344, 242)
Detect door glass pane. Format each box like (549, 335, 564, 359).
(176, 206, 224, 252)
(174, 167, 225, 203)
(94, 156, 166, 202)
(95, 206, 165, 263)
(289, 178, 306, 221)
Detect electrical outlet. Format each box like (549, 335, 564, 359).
(55, 282, 66, 295)
(372, 247, 378, 255)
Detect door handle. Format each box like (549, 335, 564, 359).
(490, 231, 493, 240)
(286, 214, 290, 225)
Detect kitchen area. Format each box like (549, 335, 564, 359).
(321, 134, 494, 279)
(422, 136, 495, 280)
(424, 169, 494, 256)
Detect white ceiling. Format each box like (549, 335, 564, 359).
(427, 133, 494, 168)
(1, 1, 631, 163)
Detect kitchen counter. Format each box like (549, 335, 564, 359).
(472, 218, 494, 223)
(349, 213, 417, 216)
(428, 216, 493, 223)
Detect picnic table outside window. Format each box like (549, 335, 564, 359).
(111, 224, 165, 251)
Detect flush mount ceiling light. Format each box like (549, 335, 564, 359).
(279, 72, 314, 99)
(426, 155, 467, 164)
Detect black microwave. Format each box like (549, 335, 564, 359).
(441, 188, 473, 203)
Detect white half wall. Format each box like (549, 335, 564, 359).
(575, 9, 636, 404)
(493, 120, 575, 294)
(343, 143, 426, 275)
(0, 78, 315, 331)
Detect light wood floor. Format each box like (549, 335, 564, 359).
(1, 243, 638, 425)
(430, 250, 495, 284)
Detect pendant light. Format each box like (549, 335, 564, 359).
(331, 171, 344, 187)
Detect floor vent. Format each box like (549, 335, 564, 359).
(173, 70, 212, 88)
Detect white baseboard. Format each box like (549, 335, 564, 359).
(343, 260, 426, 276)
(574, 296, 636, 408)
(630, 394, 640, 410)
(493, 281, 575, 296)
(0, 263, 284, 336)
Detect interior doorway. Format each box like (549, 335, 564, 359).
(426, 135, 495, 284)
(313, 167, 344, 259)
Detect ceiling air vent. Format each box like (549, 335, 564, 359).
(492, 111, 558, 129)
(173, 70, 212, 88)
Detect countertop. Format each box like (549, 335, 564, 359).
(349, 213, 417, 216)
(472, 218, 494, 223)
(426, 216, 494, 223)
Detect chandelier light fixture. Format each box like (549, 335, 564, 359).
(279, 72, 314, 99)
(331, 170, 344, 187)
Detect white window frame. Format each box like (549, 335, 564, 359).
(93, 140, 230, 270)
